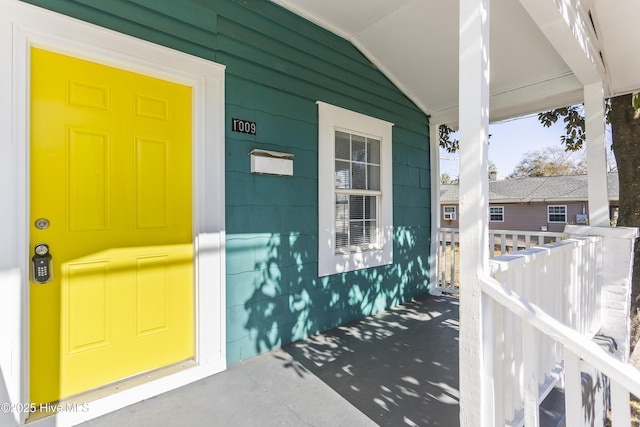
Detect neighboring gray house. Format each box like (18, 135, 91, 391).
(440, 173, 619, 232)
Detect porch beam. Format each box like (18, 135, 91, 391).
(458, 0, 492, 425)
(518, 0, 606, 87)
(584, 82, 610, 226)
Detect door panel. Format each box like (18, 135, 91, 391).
(135, 137, 169, 228)
(68, 128, 111, 231)
(30, 48, 193, 404)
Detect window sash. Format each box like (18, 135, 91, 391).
(334, 130, 382, 253)
(335, 193, 379, 252)
(335, 131, 381, 192)
(489, 206, 504, 222)
(547, 205, 567, 222)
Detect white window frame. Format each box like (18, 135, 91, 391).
(548, 205, 567, 223)
(318, 101, 393, 276)
(443, 205, 457, 221)
(489, 206, 504, 222)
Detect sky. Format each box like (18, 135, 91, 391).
(438, 113, 615, 180)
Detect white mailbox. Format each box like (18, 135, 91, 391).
(250, 149, 294, 176)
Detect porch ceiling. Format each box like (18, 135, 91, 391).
(272, 0, 640, 126)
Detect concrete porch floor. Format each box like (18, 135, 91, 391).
(80, 295, 460, 427)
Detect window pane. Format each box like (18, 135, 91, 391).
(335, 221, 348, 250)
(335, 194, 348, 221)
(368, 139, 380, 164)
(350, 195, 364, 219)
(365, 220, 376, 242)
(335, 131, 350, 160)
(367, 165, 380, 190)
(335, 160, 350, 188)
(352, 135, 366, 162)
(351, 162, 366, 189)
(365, 196, 377, 220)
(350, 222, 365, 246)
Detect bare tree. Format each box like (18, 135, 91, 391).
(508, 146, 586, 179)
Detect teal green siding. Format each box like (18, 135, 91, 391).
(22, 0, 432, 364)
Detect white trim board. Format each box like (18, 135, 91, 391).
(0, 1, 226, 425)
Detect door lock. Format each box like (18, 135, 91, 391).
(32, 243, 52, 284)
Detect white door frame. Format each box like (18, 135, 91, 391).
(0, 1, 226, 425)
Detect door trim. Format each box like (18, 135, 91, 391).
(1, 1, 226, 425)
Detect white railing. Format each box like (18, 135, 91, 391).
(436, 228, 565, 295)
(482, 274, 640, 427)
(489, 229, 565, 254)
(486, 236, 602, 426)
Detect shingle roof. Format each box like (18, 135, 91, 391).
(440, 173, 619, 203)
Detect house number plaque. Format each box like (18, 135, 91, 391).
(231, 118, 256, 135)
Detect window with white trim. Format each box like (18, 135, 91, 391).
(443, 206, 456, 221)
(489, 206, 504, 222)
(318, 101, 393, 276)
(547, 205, 567, 223)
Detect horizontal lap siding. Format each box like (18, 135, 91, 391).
(21, 0, 431, 364)
(442, 202, 595, 232)
(498, 204, 550, 232)
(493, 202, 588, 232)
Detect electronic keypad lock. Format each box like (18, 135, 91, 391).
(32, 243, 52, 284)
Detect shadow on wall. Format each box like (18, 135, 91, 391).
(242, 226, 430, 357)
(282, 296, 460, 427)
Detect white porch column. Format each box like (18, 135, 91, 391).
(584, 82, 610, 227)
(430, 122, 442, 296)
(458, 0, 492, 425)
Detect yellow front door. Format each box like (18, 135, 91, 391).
(30, 48, 194, 405)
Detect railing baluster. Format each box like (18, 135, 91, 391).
(439, 230, 446, 289)
(504, 281, 514, 421)
(611, 381, 631, 427)
(481, 295, 496, 426)
(514, 266, 525, 414)
(523, 322, 540, 427)
(489, 231, 495, 256)
(563, 348, 582, 427)
(494, 298, 505, 425)
(449, 230, 455, 291)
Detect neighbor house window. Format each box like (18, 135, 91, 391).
(548, 205, 567, 223)
(489, 206, 504, 222)
(318, 101, 393, 276)
(443, 206, 456, 221)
